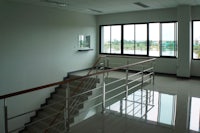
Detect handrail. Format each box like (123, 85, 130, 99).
(0, 57, 155, 100)
(100, 54, 154, 59)
(0, 56, 102, 100)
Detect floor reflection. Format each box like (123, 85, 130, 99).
(70, 74, 200, 133)
(107, 89, 177, 126)
(190, 97, 200, 132)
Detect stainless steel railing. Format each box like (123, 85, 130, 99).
(0, 56, 156, 133)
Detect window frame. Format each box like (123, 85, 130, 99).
(122, 23, 148, 56)
(160, 22, 178, 58)
(192, 20, 200, 60)
(100, 24, 122, 54)
(99, 21, 178, 58)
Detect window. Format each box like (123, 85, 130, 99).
(101, 25, 121, 54)
(193, 21, 200, 59)
(100, 22, 177, 57)
(123, 24, 147, 55)
(161, 23, 177, 57)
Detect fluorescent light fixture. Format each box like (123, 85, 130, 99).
(134, 2, 149, 8)
(43, 0, 67, 7)
(88, 8, 103, 13)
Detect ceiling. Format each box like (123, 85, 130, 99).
(8, 0, 200, 15)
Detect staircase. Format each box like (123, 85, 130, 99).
(20, 74, 98, 133)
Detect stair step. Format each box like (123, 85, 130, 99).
(21, 75, 97, 133)
(70, 90, 92, 97)
(49, 103, 65, 112)
(26, 122, 47, 132)
(48, 122, 66, 133)
(50, 94, 66, 104)
(55, 87, 66, 97)
(69, 82, 96, 89)
(47, 98, 65, 106)
(26, 121, 62, 133)
(32, 107, 63, 123)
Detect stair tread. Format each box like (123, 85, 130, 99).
(21, 76, 96, 133)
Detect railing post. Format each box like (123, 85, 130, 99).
(4, 99, 8, 133)
(120, 99, 123, 115)
(152, 61, 155, 105)
(152, 61, 155, 86)
(145, 90, 148, 120)
(65, 84, 70, 132)
(106, 58, 109, 77)
(141, 66, 144, 117)
(102, 73, 106, 114)
(125, 69, 129, 115)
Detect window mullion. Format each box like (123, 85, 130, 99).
(121, 25, 124, 55)
(160, 23, 162, 57)
(134, 24, 136, 55)
(147, 23, 149, 56)
(110, 26, 112, 54)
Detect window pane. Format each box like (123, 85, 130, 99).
(149, 23, 160, 57)
(161, 23, 176, 56)
(111, 25, 121, 54)
(135, 24, 147, 55)
(193, 21, 200, 59)
(101, 26, 111, 53)
(123, 25, 135, 54)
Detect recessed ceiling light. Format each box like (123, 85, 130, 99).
(134, 2, 149, 8)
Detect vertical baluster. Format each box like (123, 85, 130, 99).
(125, 69, 129, 115)
(4, 99, 8, 133)
(102, 73, 106, 114)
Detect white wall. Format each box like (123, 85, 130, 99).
(0, 1, 97, 132)
(96, 6, 200, 77)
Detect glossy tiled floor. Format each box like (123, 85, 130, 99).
(70, 74, 200, 133)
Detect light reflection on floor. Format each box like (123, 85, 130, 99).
(106, 89, 177, 126)
(190, 97, 200, 132)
